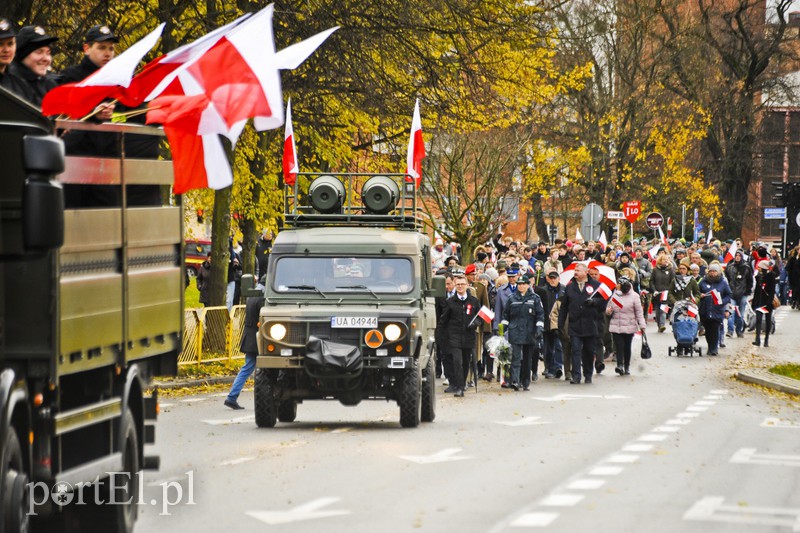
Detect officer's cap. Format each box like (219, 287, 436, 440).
(15, 26, 58, 61)
(85, 25, 118, 43)
(0, 18, 15, 39)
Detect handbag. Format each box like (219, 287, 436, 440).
(641, 331, 652, 359)
(773, 295, 781, 310)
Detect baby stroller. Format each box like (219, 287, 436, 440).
(668, 299, 702, 357)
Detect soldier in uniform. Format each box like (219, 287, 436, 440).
(440, 275, 480, 397)
(0, 19, 29, 97)
(9, 25, 58, 106)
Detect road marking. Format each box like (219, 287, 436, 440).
(710, 389, 728, 394)
(159, 403, 174, 408)
(510, 512, 559, 527)
(180, 398, 206, 403)
(331, 427, 354, 433)
(400, 448, 473, 464)
(761, 417, 800, 429)
(531, 393, 630, 402)
(540, 494, 584, 506)
(220, 456, 255, 466)
(665, 419, 691, 425)
(607, 454, 638, 464)
(202, 415, 255, 426)
(677, 412, 700, 419)
(589, 466, 624, 476)
(730, 448, 800, 467)
(695, 400, 716, 406)
(566, 479, 606, 490)
(654, 426, 680, 433)
(687, 406, 709, 412)
(496, 417, 552, 427)
(639, 434, 668, 442)
(247, 497, 350, 525)
(703, 395, 723, 400)
(623, 444, 654, 452)
(684, 496, 800, 529)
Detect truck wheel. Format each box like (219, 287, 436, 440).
(277, 400, 297, 423)
(398, 361, 421, 428)
(2, 427, 29, 533)
(94, 409, 139, 533)
(421, 354, 436, 423)
(254, 369, 277, 428)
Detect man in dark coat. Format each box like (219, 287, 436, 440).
(440, 275, 480, 397)
(724, 250, 753, 338)
(0, 20, 31, 98)
(434, 273, 455, 381)
(196, 254, 212, 306)
(255, 229, 273, 279)
(224, 282, 264, 409)
(535, 270, 565, 379)
(501, 275, 544, 390)
(557, 262, 604, 384)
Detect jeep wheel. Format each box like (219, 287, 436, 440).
(254, 369, 277, 428)
(2, 427, 29, 533)
(277, 400, 297, 423)
(420, 353, 436, 423)
(398, 361, 421, 428)
(92, 409, 139, 533)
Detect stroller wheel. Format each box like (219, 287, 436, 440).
(697, 347, 703, 357)
(668, 347, 673, 357)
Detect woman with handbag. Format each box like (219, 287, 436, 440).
(605, 276, 647, 376)
(752, 260, 777, 347)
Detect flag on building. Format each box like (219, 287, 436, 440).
(406, 99, 425, 187)
(282, 98, 298, 186)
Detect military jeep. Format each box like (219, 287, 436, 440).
(252, 173, 444, 428)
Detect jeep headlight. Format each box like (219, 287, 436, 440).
(269, 323, 287, 341)
(384, 323, 402, 342)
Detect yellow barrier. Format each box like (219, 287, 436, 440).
(179, 305, 246, 365)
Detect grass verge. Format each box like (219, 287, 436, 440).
(770, 363, 800, 381)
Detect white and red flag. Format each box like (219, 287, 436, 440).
(661, 290, 668, 302)
(756, 306, 769, 314)
(42, 23, 166, 117)
(598, 230, 608, 250)
(660, 304, 670, 313)
(686, 305, 698, 318)
(723, 240, 738, 266)
(710, 289, 722, 305)
(576, 228, 583, 241)
(647, 240, 661, 262)
(598, 283, 613, 300)
(610, 295, 624, 308)
(282, 98, 299, 186)
(477, 305, 495, 324)
(406, 99, 425, 187)
(560, 260, 617, 290)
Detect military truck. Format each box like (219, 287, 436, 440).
(252, 173, 444, 428)
(0, 87, 180, 532)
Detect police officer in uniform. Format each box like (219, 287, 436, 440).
(501, 274, 544, 390)
(440, 274, 480, 397)
(0, 19, 29, 97)
(9, 25, 58, 106)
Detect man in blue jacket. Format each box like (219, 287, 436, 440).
(698, 263, 732, 355)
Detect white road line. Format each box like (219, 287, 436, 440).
(687, 406, 709, 412)
(589, 466, 624, 476)
(654, 426, 681, 433)
(510, 512, 559, 527)
(623, 444, 654, 452)
(220, 456, 256, 466)
(540, 494, 584, 507)
(607, 454, 639, 464)
(710, 389, 729, 394)
(761, 417, 800, 429)
(496, 417, 552, 427)
(180, 398, 206, 403)
(159, 403, 174, 408)
(203, 415, 255, 426)
(566, 479, 606, 490)
(639, 434, 668, 442)
(665, 419, 692, 425)
(400, 448, 473, 464)
(695, 400, 716, 406)
(703, 395, 723, 400)
(677, 412, 700, 418)
(684, 496, 800, 528)
(730, 448, 800, 467)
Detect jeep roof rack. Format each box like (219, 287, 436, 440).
(284, 172, 425, 231)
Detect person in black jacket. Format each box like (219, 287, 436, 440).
(557, 263, 604, 384)
(535, 270, 565, 379)
(724, 251, 753, 338)
(0, 20, 30, 98)
(434, 273, 455, 381)
(196, 254, 212, 306)
(440, 275, 480, 397)
(224, 281, 264, 409)
(9, 25, 58, 107)
(752, 260, 777, 347)
(501, 275, 544, 391)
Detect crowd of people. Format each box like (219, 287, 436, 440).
(433, 232, 800, 396)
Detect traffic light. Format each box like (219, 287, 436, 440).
(773, 182, 788, 207)
(609, 224, 618, 243)
(196, 209, 203, 223)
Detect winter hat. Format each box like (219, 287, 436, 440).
(757, 260, 771, 270)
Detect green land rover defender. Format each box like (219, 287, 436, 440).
(252, 173, 444, 428)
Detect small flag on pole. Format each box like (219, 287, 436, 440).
(711, 289, 722, 305)
(477, 305, 495, 324)
(661, 291, 668, 302)
(598, 284, 613, 300)
(756, 306, 769, 314)
(660, 304, 670, 313)
(686, 305, 698, 318)
(610, 295, 624, 308)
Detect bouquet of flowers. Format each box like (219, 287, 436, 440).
(485, 335, 512, 370)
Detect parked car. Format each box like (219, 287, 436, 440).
(185, 239, 212, 277)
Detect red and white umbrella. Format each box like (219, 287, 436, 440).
(560, 260, 617, 290)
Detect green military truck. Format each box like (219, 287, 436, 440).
(252, 173, 444, 428)
(0, 87, 180, 532)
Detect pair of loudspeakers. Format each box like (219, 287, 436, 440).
(309, 175, 399, 215)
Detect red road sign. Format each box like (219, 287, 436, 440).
(623, 201, 641, 224)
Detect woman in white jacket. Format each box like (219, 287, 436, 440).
(605, 276, 647, 375)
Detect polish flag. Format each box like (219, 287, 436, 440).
(686, 305, 698, 318)
(576, 228, 583, 241)
(560, 260, 617, 289)
(282, 99, 298, 186)
(660, 304, 670, 313)
(706, 225, 713, 244)
(710, 289, 722, 305)
(598, 230, 608, 250)
(657, 226, 670, 250)
(406, 99, 425, 187)
(647, 240, 661, 262)
(610, 295, 624, 308)
(598, 283, 613, 300)
(756, 306, 769, 314)
(661, 291, 668, 302)
(477, 305, 495, 324)
(42, 24, 165, 117)
(723, 241, 738, 266)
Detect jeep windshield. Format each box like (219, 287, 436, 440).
(273, 257, 414, 294)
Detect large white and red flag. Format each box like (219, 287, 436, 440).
(598, 230, 608, 250)
(647, 240, 661, 262)
(42, 23, 165, 117)
(282, 98, 298, 186)
(406, 99, 425, 187)
(723, 240, 738, 265)
(560, 259, 617, 290)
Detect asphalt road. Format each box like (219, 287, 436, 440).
(136, 307, 800, 533)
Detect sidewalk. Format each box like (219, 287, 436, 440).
(731, 306, 800, 396)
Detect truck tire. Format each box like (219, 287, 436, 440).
(254, 369, 277, 428)
(94, 409, 139, 533)
(398, 361, 421, 428)
(2, 427, 29, 533)
(420, 353, 436, 423)
(277, 400, 297, 423)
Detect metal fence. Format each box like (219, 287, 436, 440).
(179, 305, 247, 365)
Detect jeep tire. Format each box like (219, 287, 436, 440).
(254, 369, 277, 428)
(398, 361, 421, 428)
(277, 400, 297, 423)
(420, 353, 436, 423)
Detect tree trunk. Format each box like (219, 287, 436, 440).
(209, 186, 232, 307)
(240, 179, 263, 277)
(530, 193, 548, 244)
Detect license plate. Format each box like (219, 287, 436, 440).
(331, 316, 378, 328)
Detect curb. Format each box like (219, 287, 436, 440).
(735, 369, 800, 396)
(153, 376, 236, 390)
